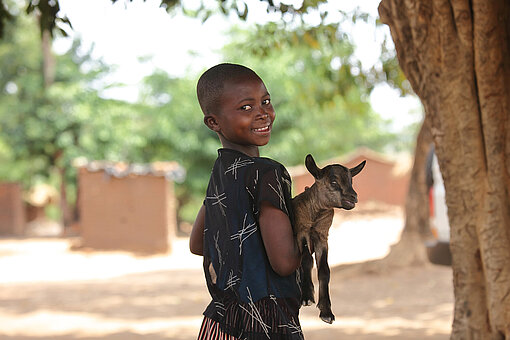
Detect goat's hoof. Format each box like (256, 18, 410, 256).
(301, 291, 315, 306)
(301, 298, 314, 306)
(319, 311, 335, 324)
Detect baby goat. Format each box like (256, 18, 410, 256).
(292, 154, 365, 323)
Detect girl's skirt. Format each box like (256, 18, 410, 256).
(198, 316, 240, 340)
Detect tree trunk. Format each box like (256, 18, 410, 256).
(382, 113, 433, 266)
(58, 164, 72, 228)
(379, 0, 510, 338)
(41, 27, 55, 89)
(40, 21, 69, 228)
(333, 114, 432, 276)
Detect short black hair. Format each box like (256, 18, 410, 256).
(196, 63, 260, 115)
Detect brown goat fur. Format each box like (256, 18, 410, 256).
(292, 154, 366, 323)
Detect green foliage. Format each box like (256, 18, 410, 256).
(0, 0, 417, 224)
(0, 0, 410, 98)
(0, 0, 13, 39)
(0, 13, 42, 184)
(133, 23, 401, 221)
(137, 70, 221, 221)
(0, 0, 411, 97)
(26, 0, 72, 38)
(0, 11, 142, 197)
(221, 25, 397, 166)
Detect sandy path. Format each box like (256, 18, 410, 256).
(0, 212, 453, 339)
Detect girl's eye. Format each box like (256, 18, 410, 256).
(262, 99, 271, 105)
(241, 105, 252, 111)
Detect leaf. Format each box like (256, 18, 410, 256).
(57, 27, 67, 37)
(237, 1, 248, 20)
(26, 1, 35, 15)
(303, 31, 319, 49)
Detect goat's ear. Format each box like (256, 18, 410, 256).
(350, 160, 366, 177)
(305, 154, 322, 179)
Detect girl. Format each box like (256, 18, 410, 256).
(190, 63, 303, 340)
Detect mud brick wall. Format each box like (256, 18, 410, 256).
(78, 168, 177, 253)
(0, 183, 26, 235)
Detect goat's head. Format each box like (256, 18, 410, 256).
(305, 154, 366, 210)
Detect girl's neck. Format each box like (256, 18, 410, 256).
(220, 140, 260, 158)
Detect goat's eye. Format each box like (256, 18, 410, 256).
(331, 181, 338, 187)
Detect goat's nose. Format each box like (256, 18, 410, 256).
(345, 194, 357, 203)
(345, 189, 358, 202)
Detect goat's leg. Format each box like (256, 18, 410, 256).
(300, 239, 315, 306)
(315, 244, 334, 323)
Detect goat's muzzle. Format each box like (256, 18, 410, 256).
(341, 195, 358, 210)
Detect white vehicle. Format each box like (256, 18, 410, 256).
(425, 146, 452, 266)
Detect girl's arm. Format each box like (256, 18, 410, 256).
(189, 204, 206, 256)
(259, 201, 301, 276)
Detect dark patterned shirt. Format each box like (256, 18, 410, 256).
(202, 148, 303, 340)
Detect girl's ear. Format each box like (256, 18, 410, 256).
(204, 114, 220, 132)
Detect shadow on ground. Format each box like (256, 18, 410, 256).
(0, 232, 453, 339)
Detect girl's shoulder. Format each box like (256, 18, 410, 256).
(251, 156, 283, 172)
(218, 148, 290, 178)
(249, 157, 292, 186)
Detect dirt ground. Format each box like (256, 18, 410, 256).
(0, 210, 454, 339)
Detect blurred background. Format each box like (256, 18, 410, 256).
(0, 0, 452, 339)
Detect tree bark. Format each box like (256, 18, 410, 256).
(332, 112, 432, 278)
(41, 27, 55, 89)
(40, 21, 69, 228)
(384, 113, 433, 265)
(379, 0, 510, 338)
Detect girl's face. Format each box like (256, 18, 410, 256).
(211, 74, 276, 157)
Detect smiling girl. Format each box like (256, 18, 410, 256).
(189, 63, 304, 340)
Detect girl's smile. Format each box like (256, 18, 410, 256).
(252, 123, 271, 134)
